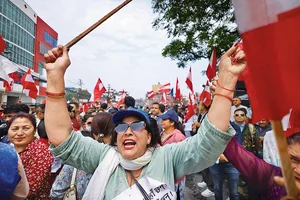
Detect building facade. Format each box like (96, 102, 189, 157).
(0, 0, 58, 105)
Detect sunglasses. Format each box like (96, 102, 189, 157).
(235, 114, 245, 117)
(115, 121, 145, 134)
(86, 122, 92, 125)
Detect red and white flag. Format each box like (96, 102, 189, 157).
(158, 83, 171, 93)
(20, 69, 38, 99)
(185, 67, 194, 93)
(200, 81, 212, 107)
(0, 35, 6, 53)
(3, 80, 13, 92)
(161, 92, 167, 103)
(175, 77, 181, 100)
(94, 78, 106, 101)
(147, 90, 155, 99)
(206, 47, 217, 82)
(117, 90, 126, 107)
(232, 1, 300, 121)
(184, 93, 197, 122)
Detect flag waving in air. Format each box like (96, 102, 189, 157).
(158, 83, 171, 93)
(117, 90, 126, 107)
(175, 77, 181, 100)
(94, 78, 106, 101)
(185, 67, 194, 93)
(147, 90, 155, 99)
(206, 47, 217, 82)
(200, 81, 212, 107)
(20, 69, 38, 99)
(232, 0, 300, 121)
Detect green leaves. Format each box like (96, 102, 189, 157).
(152, 0, 240, 68)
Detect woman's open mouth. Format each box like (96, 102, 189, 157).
(123, 139, 136, 150)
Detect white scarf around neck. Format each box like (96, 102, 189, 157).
(83, 147, 154, 200)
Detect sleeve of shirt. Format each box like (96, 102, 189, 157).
(50, 131, 110, 174)
(25, 145, 54, 196)
(166, 116, 235, 180)
(224, 137, 277, 195)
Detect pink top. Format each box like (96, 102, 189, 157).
(161, 129, 186, 146)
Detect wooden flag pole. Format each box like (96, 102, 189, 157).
(270, 120, 298, 198)
(65, 0, 132, 49)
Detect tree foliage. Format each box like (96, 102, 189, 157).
(152, 0, 240, 68)
(65, 88, 91, 102)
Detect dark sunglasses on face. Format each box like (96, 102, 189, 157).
(86, 122, 92, 125)
(235, 114, 245, 117)
(115, 121, 145, 134)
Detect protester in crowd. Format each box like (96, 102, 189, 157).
(100, 103, 108, 112)
(0, 142, 29, 199)
(50, 112, 115, 199)
(183, 106, 197, 137)
(0, 103, 30, 144)
(81, 114, 93, 138)
(233, 108, 262, 158)
(7, 112, 53, 199)
(44, 43, 245, 199)
(124, 96, 135, 109)
(230, 97, 248, 122)
(158, 109, 186, 199)
(255, 120, 272, 142)
(69, 102, 81, 131)
(209, 122, 242, 200)
(263, 130, 281, 167)
(193, 100, 210, 135)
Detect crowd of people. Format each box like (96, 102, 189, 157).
(0, 44, 298, 200)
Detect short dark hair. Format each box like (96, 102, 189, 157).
(67, 104, 74, 112)
(287, 132, 300, 145)
(234, 108, 247, 115)
(7, 112, 36, 130)
(110, 117, 161, 148)
(4, 104, 30, 114)
(101, 103, 108, 110)
(81, 114, 93, 124)
(37, 119, 47, 139)
(159, 104, 165, 113)
(124, 96, 135, 108)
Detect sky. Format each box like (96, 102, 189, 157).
(25, 0, 208, 99)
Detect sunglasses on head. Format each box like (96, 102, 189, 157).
(235, 114, 245, 117)
(115, 121, 145, 134)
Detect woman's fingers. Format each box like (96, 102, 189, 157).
(223, 43, 239, 58)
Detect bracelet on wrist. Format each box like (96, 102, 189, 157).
(214, 93, 233, 102)
(216, 80, 235, 92)
(45, 91, 65, 99)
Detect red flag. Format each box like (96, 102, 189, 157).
(185, 67, 194, 93)
(0, 35, 6, 53)
(175, 77, 181, 100)
(20, 69, 38, 99)
(3, 80, 13, 92)
(200, 81, 212, 107)
(232, 1, 300, 121)
(147, 90, 155, 99)
(94, 78, 106, 101)
(158, 83, 171, 93)
(161, 92, 167, 103)
(206, 47, 217, 81)
(83, 103, 89, 113)
(184, 93, 197, 122)
(117, 90, 126, 107)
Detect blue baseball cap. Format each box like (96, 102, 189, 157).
(158, 110, 179, 123)
(112, 107, 150, 124)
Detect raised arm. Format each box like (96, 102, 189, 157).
(208, 43, 246, 131)
(44, 45, 72, 146)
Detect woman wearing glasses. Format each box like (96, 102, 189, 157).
(44, 43, 246, 199)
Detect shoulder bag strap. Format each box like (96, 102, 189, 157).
(127, 171, 151, 200)
(70, 168, 77, 191)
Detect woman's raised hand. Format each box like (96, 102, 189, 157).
(44, 45, 71, 75)
(219, 43, 246, 78)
